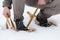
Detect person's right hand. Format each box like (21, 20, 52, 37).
(38, 0, 46, 6)
(3, 7, 11, 18)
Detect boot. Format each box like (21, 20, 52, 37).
(15, 19, 35, 32)
(15, 19, 28, 31)
(36, 10, 49, 27)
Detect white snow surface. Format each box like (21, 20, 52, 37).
(0, 0, 60, 40)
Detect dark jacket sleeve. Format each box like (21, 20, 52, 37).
(3, 0, 12, 9)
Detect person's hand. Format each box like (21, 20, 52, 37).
(3, 7, 11, 18)
(38, 0, 46, 6)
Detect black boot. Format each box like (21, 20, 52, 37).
(15, 19, 28, 31)
(36, 10, 49, 27)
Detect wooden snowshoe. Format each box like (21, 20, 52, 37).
(6, 17, 35, 32)
(25, 29, 36, 32)
(27, 6, 39, 28)
(16, 28, 36, 32)
(35, 19, 56, 27)
(48, 22, 56, 26)
(6, 17, 16, 30)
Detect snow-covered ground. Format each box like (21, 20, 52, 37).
(0, 0, 60, 40)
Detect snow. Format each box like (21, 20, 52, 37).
(0, 0, 60, 40)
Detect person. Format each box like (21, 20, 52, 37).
(3, 0, 60, 31)
(3, 0, 46, 31)
(36, 0, 60, 27)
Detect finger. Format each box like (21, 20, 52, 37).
(6, 13, 10, 18)
(3, 11, 6, 17)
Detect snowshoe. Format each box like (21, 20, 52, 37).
(15, 19, 35, 32)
